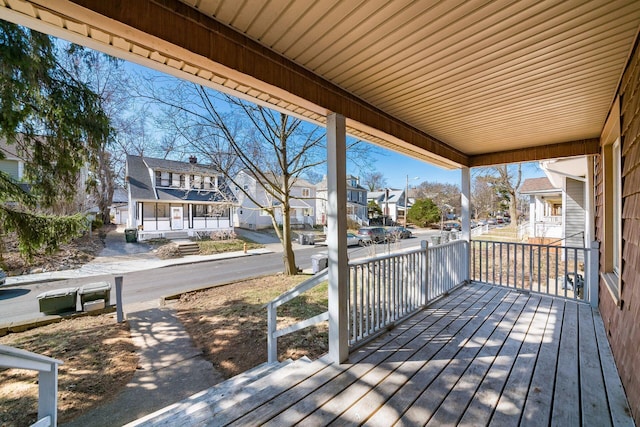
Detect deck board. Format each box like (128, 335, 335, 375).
(552, 300, 580, 426)
(519, 297, 565, 427)
(138, 282, 634, 427)
(578, 303, 612, 427)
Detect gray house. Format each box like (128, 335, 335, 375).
(316, 175, 368, 226)
(521, 157, 588, 250)
(126, 155, 236, 240)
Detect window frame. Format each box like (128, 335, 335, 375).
(600, 97, 622, 307)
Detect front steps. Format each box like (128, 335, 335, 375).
(176, 242, 200, 256)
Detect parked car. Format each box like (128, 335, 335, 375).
(0, 268, 6, 287)
(442, 221, 461, 231)
(487, 218, 497, 225)
(385, 226, 412, 239)
(346, 232, 363, 247)
(357, 226, 387, 244)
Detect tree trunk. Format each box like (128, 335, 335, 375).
(509, 191, 518, 224)
(280, 203, 298, 275)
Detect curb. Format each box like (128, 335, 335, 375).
(0, 306, 117, 337)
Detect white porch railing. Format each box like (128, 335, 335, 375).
(471, 224, 490, 237)
(471, 240, 599, 306)
(0, 345, 63, 427)
(266, 240, 469, 361)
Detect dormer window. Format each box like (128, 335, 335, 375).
(155, 170, 171, 187)
(301, 188, 311, 197)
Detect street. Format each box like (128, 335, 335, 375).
(0, 233, 435, 324)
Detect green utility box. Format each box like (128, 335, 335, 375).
(37, 287, 79, 314)
(124, 228, 137, 243)
(79, 282, 111, 307)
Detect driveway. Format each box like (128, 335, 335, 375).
(98, 226, 154, 257)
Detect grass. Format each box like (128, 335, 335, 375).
(174, 274, 329, 377)
(196, 238, 263, 255)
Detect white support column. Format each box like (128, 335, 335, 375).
(461, 167, 471, 282)
(327, 113, 349, 363)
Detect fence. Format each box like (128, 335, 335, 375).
(471, 240, 598, 304)
(266, 239, 469, 361)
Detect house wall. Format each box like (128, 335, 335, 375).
(597, 33, 640, 424)
(564, 178, 585, 249)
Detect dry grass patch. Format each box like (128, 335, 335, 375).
(0, 314, 137, 427)
(174, 274, 328, 378)
(197, 239, 263, 255)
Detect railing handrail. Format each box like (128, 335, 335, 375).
(267, 269, 328, 308)
(0, 344, 62, 427)
(348, 246, 425, 266)
(473, 239, 588, 251)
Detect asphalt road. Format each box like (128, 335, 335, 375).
(0, 234, 433, 325)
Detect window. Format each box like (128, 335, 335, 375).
(204, 176, 213, 189)
(301, 188, 311, 198)
(180, 175, 186, 188)
(163, 172, 171, 187)
(172, 173, 181, 188)
(602, 137, 622, 304)
(156, 203, 170, 218)
(192, 175, 202, 189)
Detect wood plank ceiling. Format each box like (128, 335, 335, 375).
(1, 0, 640, 168)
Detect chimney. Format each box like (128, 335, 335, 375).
(189, 155, 197, 164)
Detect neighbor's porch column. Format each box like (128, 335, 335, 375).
(461, 167, 471, 282)
(327, 113, 349, 363)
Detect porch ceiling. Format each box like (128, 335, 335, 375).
(2, 1, 640, 168)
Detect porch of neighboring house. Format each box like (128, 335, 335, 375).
(132, 240, 632, 426)
(134, 201, 234, 241)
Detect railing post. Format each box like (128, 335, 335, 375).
(115, 276, 124, 323)
(267, 302, 277, 363)
(38, 365, 59, 426)
(421, 240, 429, 305)
(588, 241, 600, 307)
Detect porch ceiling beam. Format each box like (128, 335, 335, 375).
(469, 138, 600, 167)
(60, 0, 468, 167)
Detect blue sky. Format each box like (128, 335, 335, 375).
(353, 146, 545, 190)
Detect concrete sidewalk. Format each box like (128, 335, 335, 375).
(62, 305, 225, 427)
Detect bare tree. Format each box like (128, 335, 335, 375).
(361, 171, 387, 191)
(471, 176, 495, 219)
(143, 80, 326, 274)
(475, 164, 523, 221)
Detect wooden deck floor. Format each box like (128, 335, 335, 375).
(139, 283, 634, 426)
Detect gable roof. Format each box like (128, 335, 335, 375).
(126, 155, 236, 203)
(127, 155, 156, 200)
(142, 156, 221, 175)
(520, 177, 559, 194)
